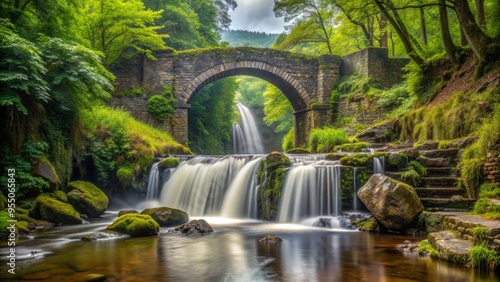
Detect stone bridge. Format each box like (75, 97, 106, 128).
(110, 47, 408, 147)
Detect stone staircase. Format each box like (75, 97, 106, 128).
(424, 212, 500, 265)
(381, 144, 475, 211)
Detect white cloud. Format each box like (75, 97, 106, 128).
(229, 0, 285, 33)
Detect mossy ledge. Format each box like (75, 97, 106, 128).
(257, 152, 291, 220)
(106, 214, 159, 237)
(67, 181, 109, 218)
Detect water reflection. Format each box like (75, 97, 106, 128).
(0, 219, 497, 282)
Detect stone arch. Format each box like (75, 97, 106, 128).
(179, 61, 313, 111)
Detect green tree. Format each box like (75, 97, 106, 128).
(160, 1, 205, 50)
(274, 0, 338, 53)
(263, 84, 293, 133)
(83, 0, 166, 66)
(188, 78, 238, 154)
(0, 0, 84, 41)
(235, 77, 267, 107)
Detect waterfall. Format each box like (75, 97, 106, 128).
(373, 156, 385, 174)
(277, 159, 341, 223)
(159, 156, 252, 216)
(353, 167, 358, 211)
(220, 157, 263, 218)
(233, 102, 264, 154)
(146, 163, 159, 200)
(370, 148, 385, 174)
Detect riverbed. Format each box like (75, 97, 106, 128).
(1, 213, 495, 282)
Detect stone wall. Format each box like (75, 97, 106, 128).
(340, 47, 409, 88)
(337, 96, 383, 125)
(483, 141, 500, 184)
(111, 56, 144, 93)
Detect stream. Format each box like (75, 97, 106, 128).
(0, 213, 494, 282)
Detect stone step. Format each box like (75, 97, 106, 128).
(420, 198, 476, 210)
(417, 156, 451, 167)
(442, 213, 500, 241)
(415, 187, 465, 198)
(425, 167, 459, 177)
(420, 177, 458, 187)
(427, 231, 472, 265)
(419, 148, 460, 159)
(368, 143, 388, 149)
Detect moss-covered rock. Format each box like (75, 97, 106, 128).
(118, 209, 139, 217)
(356, 217, 379, 232)
(32, 157, 61, 190)
(157, 157, 180, 169)
(117, 165, 134, 186)
(35, 195, 82, 225)
(357, 174, 423, 230)
(339, 153, 371, 167)
(67, 181, 108, 218)
(325, 153, 346, 161)
(285, 148, 311, 154)
(141, 207, 189, 227)
(54, 190, 68, 202)
(106, 214, 159, 237)
(334, 142, 369, 152)
(257, 152, 290, 220)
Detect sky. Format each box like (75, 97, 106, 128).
(228, 0, 285, 34)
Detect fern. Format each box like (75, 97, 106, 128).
(0, 21, 49, 114)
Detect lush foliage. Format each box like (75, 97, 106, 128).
(470, 243, 500, 271)
(263, 84, 294, 133)
(147, 94, 176, 121)
(82, 106, 191, 187)
(401, 160, 427, 187)
(308, 127, 349, 153)
(0, 142, 50, 198)
(83, 0, 166, 66)
(282, 128, 294, 152)
(188, 78, 237, 154)
(0, 21, 49, 115)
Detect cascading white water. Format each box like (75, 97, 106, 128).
(353, 167, 359, 211)
(278, 159, 341, 223)
(373, 156, 385, 174)
(233, 102, 264, 154)
(220, 157, 263, 218)
(146, 162, 159, 201)
(159, 156, 251, 216)
(369, 148, 385, 174)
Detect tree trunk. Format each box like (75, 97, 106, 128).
(420, 6, 428, 45)
(379, 13, 388, 48)
(374, 0, 424, 66)
(451, 0, 491, 62)
(475, 0, 485, 28)
(439, 0, 457, 64)
(459, 27, 468, 46)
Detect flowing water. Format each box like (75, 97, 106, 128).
(145, 162, 159, 201)
(0, 215, 494, 282)
(233, 102, 264, 154)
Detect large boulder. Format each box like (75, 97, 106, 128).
(141, 207, 188, 227)
(175, 219, 214, 235)
(32, 157, 61, 189)
(357, 174, 423, 230)
(67, 181, 108, 218)
(106, 214, 159, 237)
(356, 119, 399, 143)
(35, 195, 82, 225)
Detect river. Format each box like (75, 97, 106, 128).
(0, 212, 494, 282)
